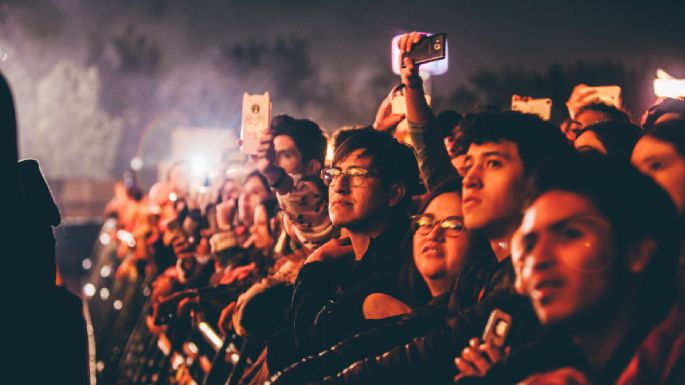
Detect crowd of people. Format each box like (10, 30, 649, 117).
(7, 31, 685, 385)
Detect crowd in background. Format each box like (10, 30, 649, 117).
(7, 31, 685, 385)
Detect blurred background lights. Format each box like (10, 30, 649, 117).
(99, 233, 110, 245)
(100, 287, 110, 300)
(84, 283, 96, 297)
(100, 265, 112, 278)
(130, 156, 143, 171)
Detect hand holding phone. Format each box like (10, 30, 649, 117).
(396, 32, 446, 86)
(566, 84, 621, 119)
(453, 309, 512, 379)
(401, 33, 447, 68)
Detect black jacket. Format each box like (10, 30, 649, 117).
(270, 255, 541, 385)
(291, 216, 411, 357)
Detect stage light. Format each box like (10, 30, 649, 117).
(192, 157, 209, 177)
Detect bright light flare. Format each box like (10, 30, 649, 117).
(192, 157, 209, 176)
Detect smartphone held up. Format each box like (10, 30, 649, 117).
(511, 95, 553, 121)
(401, 33, 447, 68)
(240, 92, 271, 156)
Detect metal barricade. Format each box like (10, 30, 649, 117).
(82, 218, 258, 385)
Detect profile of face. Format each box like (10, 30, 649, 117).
(412, 192, 473, 292)
(460, 141, 526, 235)
(574, 130, 608, 155)
(328, 149, 395, 232)
(274, 135, 305, 175)
(632, 136, 685, 216)
(513, 191, 619, 327)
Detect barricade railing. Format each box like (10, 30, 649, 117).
(82, 218, 257, 385)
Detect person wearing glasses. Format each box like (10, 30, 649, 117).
(266, 33, 568, 385)
(290, 128, 423, 357)
(410, 182, 489, 299)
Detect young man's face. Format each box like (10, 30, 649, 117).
(328, 149, 392, 232)
(460, 141, 526, 236)
(274, 135, 305, 175)
(632, 136, 685, 216)
(513, 191, 619, 327)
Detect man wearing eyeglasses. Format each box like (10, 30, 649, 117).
(290, 128, 423, 356)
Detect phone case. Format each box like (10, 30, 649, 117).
(511, 96, 553, 121)
(482, 309, 512, 348)
(588, 85, 621, 109)
(241, 92, 271, 155)
(402, 33, 446, 67)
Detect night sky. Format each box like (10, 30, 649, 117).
(1, 0, 684, 177)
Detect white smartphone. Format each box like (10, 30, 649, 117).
(511, 96, 553, 121)
(240, 92, 271, 155)
(586, 85, 621, 109)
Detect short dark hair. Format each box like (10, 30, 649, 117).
(576, 102, 630, 123)
(641, 98, 685, 131)
(643, 119, 685, 159)
(437, 110, 462, 138)
(526, 153, 680, 323)
(332, 130, 423, 210)
(459, 111, 573, 175)
(579, 121, 642, 162)
(331, 125, 374, 154)
(271, 114, 327, 165)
